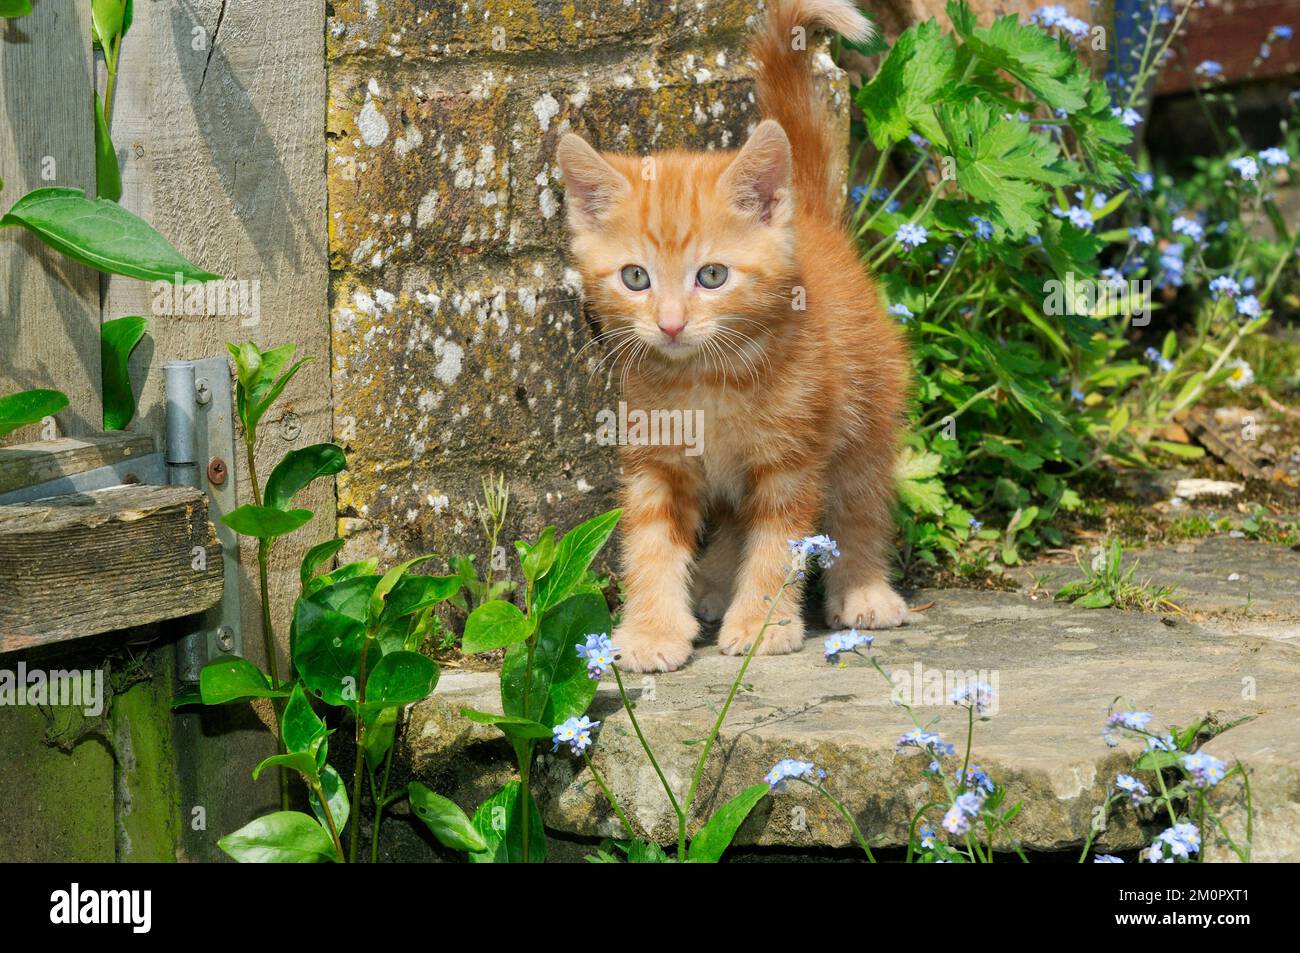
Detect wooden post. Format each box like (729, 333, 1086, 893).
(0, 2, 103, 440)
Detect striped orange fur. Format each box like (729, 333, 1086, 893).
(556, 0, 910, 672)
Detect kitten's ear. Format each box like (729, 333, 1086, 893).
(556, 133, 631, 229)
(721, 120, 793, 226)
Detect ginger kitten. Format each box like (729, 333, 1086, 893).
(556, 0, 909, 672)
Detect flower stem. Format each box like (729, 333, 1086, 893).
(679, 571, 796, 859)
(583, 750, 637, 841)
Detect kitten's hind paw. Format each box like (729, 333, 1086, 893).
(825, 581, 908, 630)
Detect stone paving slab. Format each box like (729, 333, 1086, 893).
(405, 582, 1300, 859)
(1027, 536, 1300, 647)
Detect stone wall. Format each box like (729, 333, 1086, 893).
(324, 0, 852, 569)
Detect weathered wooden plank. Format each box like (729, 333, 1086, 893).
(0, 484, 223, 653)
(102, 1, 333, 658)
(0, 1, 103, 440)
(0, 432, 156, 495)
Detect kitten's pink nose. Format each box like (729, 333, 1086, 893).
(658, 315, 686, 340)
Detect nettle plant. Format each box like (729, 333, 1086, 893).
(180, 340, 471, 863)
(848, 1, 1294, 573)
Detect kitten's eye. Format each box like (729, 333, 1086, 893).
(620, 265, 651, 291)
(696, 264, 729, 289)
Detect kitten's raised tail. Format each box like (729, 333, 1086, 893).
(751, 0, 873, 218)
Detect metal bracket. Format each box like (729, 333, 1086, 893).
(166, 358, 243, 683)
(0, 451, 165, 505)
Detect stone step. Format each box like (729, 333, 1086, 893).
(404, 584, 1299, 860)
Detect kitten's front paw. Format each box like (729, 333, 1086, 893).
(614, 620, 696, 673)
(717, 607, 805, 657)
(825, 580, 908, 630)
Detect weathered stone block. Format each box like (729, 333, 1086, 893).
(326, 0, 765, 61)
(330, 256, 620, 562)
(328, 69, 513, 270)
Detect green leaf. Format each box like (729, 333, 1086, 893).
(198, 657, 288, 705)
(521, 526, 557, 583)
(304, 562, 378, 599)
(282, 683, 328, 758)
(264, 443, 346, 511)
(0, 0, 33, 18)
(460, 708, 553, 742)
(408, 782, 488, 852)
(100, 315, 146, 430)
(304, 574, 379, 623)
(627, 840, 671, 863)
(467, 781, 546, 863)
(367, 555, 436, 627)
(309, 764, 349, 838)
(1149, 440, 1205, 460)
(248, 358, 310, 432)
(0, 188, 218, 282)
(91, 0, 129, 47)
(93, 92, 121, 202)
(533, 508, 622, 612)
(300, 538, 346, 588)
(381, 572, 461, 619)
(948, 2, 1089, 112)
(688, 783, 769, 862)
(937, 100, 1068, 237)
(363, 706, 398, 769)
(293, 599, 365, 708)
(1135, 749, 1181, 772)
(362, 651, 438, 712)
(222, 504, 314, 539)
(462, 599, 529, 654)
(502, 592, 608, 724)
(253, 751, 319, 784)
(857, 19, 957, 147)
(218, 812, 338, 863)
(0, 389, 68, 439)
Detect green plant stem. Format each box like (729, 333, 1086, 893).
(518, 582, 538, 864)
(246, 415, 288, 811)
(612, 665, 683, 820)
(1124, 2, 1195, 112)
(1078, 793, 1119, 862)
(369, 734, 398, 864)
(797, 778, 876, 862)
(583, 750, 637, 840)
(855, 152, 927, 241)
(103, 33, 121, 128)
(919, 384, 998, 433)
(679, 571, 795, 859)
(348, 635, 373, 863)
(519, 743, 534, 863)
(312, 778, 346, 863)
